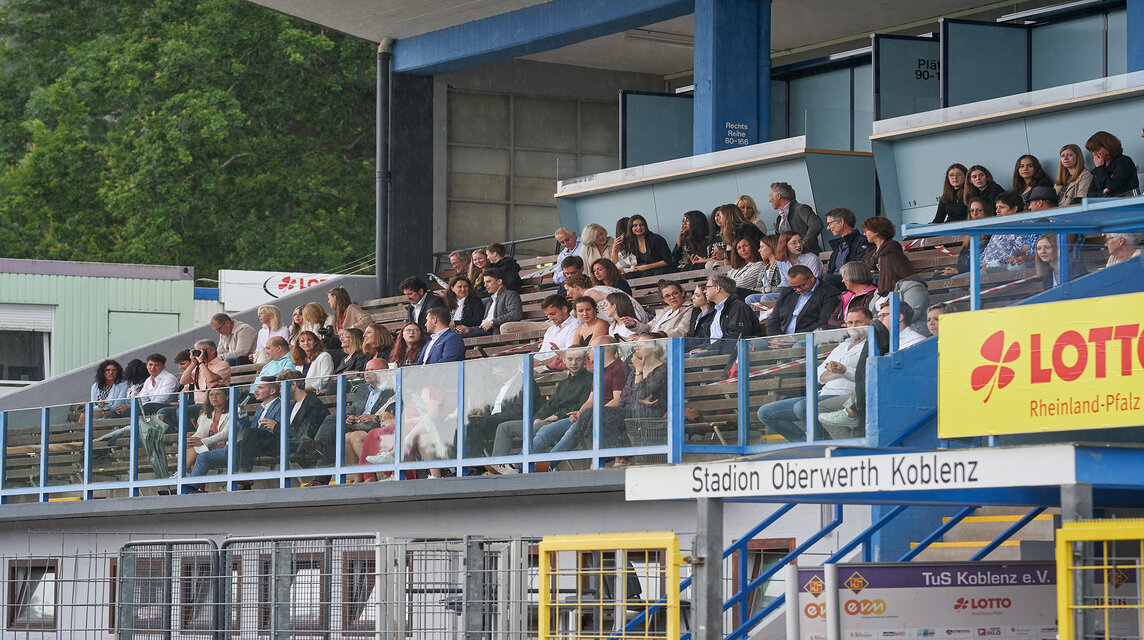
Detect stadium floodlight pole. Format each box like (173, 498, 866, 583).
(376, 37, 395, 298)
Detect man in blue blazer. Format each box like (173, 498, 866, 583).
(419, 307, 466, 365)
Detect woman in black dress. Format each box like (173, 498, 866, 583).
(626, 214, 673, 277)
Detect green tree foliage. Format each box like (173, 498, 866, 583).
(0, 0, 377, 278)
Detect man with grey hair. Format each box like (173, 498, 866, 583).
(766, 265, 840, 336)
(157, 338, 232, 430)
(768, 181, 825, 254)
(553, 227, 581, 285)
(1104, 232, 1142, 267)
(211, 312, 257, 366)
(689, 274, 759, 359)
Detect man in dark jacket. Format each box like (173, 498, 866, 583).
(823, 207, 869, 288)
(766, 266, 841, 336)
(769, 181, 825, 254)
(689, 275, 760, 364)
(402, 276, 446, 328)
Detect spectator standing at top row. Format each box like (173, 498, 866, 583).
(769, 182, 824, 254)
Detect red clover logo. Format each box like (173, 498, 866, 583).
(971, 331, 1020, 403)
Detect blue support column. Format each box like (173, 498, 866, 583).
(1129, 0, 1144, 72)
(694, 0, 771, 153)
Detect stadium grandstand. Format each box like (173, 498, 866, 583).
(0, 1, 1142, 638)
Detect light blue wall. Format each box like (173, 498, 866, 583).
(944, 21, 1029, 107)
(1031, 14, 1104, 90)
(873, 88, 1144, 228)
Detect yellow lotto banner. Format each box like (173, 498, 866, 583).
(938, 291, 1144, 438)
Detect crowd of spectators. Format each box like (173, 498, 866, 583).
(76, 126, 1141, 484)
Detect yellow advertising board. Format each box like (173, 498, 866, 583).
(938, 292, 1144, 438)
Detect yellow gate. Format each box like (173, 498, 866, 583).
(538, 531, 683, 640)
(1056, 519, 1144, 640)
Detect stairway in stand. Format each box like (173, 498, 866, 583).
(908, 506, 1059, 562)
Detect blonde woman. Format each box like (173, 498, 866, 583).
(253, 305, 291, 365)
(737, 195, 768, 233)
(578, 222, 614, 268)
(1054, 143, 1092, 207)
(362, 322, 395, 358)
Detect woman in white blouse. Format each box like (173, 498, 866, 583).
(253, 304, 291, 365)
(185, 388, 230, 475)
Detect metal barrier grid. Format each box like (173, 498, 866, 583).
(1056, 519, 1144, 640)
(538, 532, 683, 640)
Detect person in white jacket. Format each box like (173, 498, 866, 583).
(184, 388, 231, 475)
(756, 308, 872, 443)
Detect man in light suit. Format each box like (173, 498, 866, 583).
(464, 268, 523, 337)
(769, 181, 825, 254)
(420, 307, 466, 365)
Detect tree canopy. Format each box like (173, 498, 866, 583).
(0, 0, 377, 279)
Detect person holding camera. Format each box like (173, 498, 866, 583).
(157, 339, 231, 430)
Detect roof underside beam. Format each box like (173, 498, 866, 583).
(393, 0, 695, 74)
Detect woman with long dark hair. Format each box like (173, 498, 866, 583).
(964, 165, 1004, 204)
(672, 210, 710, 270)
(90, 359, 129, 418)
(626, 214, 673, 276)
(931, 163, 968, 223)
(1012, 154, 1052, 202)
(610, 216, 637, 272)
(590, 258, 632, 295)
(290, 330, 334, 389)
(444, 275, 484, 331)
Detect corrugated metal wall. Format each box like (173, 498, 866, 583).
(0, 273, 193, 375)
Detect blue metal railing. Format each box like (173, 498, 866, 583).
(1, 330, 880, 501)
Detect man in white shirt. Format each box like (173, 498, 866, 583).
(139, 353, 180, 412)
(534, 295, 582, 369)
(877, 301, 925, 350)
(757, 308, 872, 442)
(552, 227, 581, 285)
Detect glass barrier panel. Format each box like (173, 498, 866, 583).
(519, 346, 593, 464)
(400, 361, 461, 477)
(680, 338, 738, 449)
(620, 337, 671, 466)
(4, 407, 44, 491)
(43, 402, 87, 488)
(134, 388, 183, 484)
(810, 328, 859, 441)
(462, 354, 526, 463)
(338, 369, 396, 482)
(745, 333, 811, 445)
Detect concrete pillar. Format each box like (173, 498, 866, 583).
(693, 0, 771, 154)
(694, 498, 724, 640)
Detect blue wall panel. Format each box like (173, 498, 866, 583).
(622, 92, 694, 168)
(943, 21, 1029, 107)
(1031, 15, 1104, 90)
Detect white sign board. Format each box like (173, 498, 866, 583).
(625, 446, 1077, 501)
(218, 269, 336, 312)
(797, 563, 1056, 640)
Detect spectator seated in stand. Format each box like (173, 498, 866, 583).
(828, 261, 877, 328)
(625, 214, 674, 277)
(276, 369, 329, 466)
(187, 375, 281, 492)
(449, 249, 471, 275)
(688, 274, 760, 362)
(876, 300, 926, 349)
(562, 274, 649, 326)
(462, 360, 536, 459)
(329, 285, 372, 333)
(926, 303, 956, 337)
(139, 353, 180, 413)
(417, 307, 466, 365)
(250, 336, 294, 392)
(965, 165, 1004, 205)
(822, 208, 869, 289)
(122, 359, 149, 405)
(88, 359, 129, 419)
(980, 191, 1039, 268)
(1055, 143, 1092, 207)
(362, 322, 395, 360)
(1103, 232, 1142, 268)
(298, 303, 332, 342)
(672, 210, 712, 270)
(706, 204, 747, 268)
(444, 276, 485, 333)
(401, 276, 446, 329)
(768, 181, 825, 254)
(765, 266, 840, 336)
(532, 295, 582, 369)
(757, 306, 872, 442)
(462, 268, 523, 337)
(738, 194, 768, 233)
(645, 280, 697, 338)
(554, 255, 585, 301)
(1013, 154, 1053, 203)
(553, 227, 581, 285)
(184, 387, 230, 477)
(468, 249, 490, 299)
(775, 231, 823, 285)
(332, 328, 370, 376)
(389, 323, 426, 367)
(485, 243, 523, 293)
(252, 305, 291, 366)
(579, 222, 614, 272)
(290, 331, 334, 391)
(931, 163, 969, 224)
(157, 339, 231, 431)
(939, 198, 993, 277)
(1086, 130, 1139, 198)
(211, 313, 257, 366)
(571, 296, 610, 347)
(604, 292, 644, 342)
(860, 216, 914, 298)
(531, 336, 628, 456)
(611, 217, 638, 272)
(486, 348, 592, 473)
(590, 258, 633, 295)
(308, 358, 393, 485)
